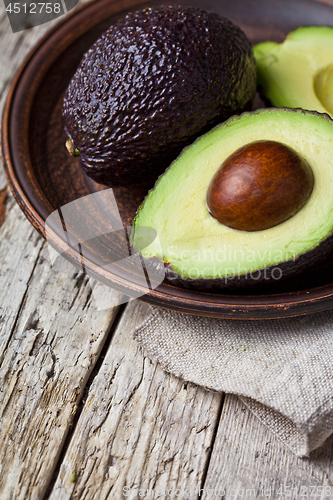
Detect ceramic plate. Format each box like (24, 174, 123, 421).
(3, 0, 333, 319)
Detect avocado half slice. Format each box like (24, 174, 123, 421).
(131, 108, 333, 290)
(254, 27, 333, 116)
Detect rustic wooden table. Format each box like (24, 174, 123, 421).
(2, 3, 333, 499)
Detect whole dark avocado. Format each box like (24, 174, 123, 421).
(62, 5, 257, 186)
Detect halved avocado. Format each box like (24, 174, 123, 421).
(254, 27, 333, 116)
(131, 108, 333, 290)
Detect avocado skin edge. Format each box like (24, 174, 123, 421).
(163, 232, 333, 292)
(132, 107, 333, 292)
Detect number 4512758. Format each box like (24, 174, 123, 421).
(6, 3, 61, 14)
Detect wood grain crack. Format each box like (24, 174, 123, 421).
(197, 393, 225, 500)
(0, 241, 44, 368)
(10, 32, 26, 58)
(43, 303, 127, 500)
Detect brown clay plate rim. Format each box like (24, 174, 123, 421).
(3, 0, 333, 319)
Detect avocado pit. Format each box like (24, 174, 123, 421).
(206, 140, 314, 232)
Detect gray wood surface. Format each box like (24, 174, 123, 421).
(202, 395, 333, 500)
(50, 300, 222, 500)
(1, 2, 333, 500)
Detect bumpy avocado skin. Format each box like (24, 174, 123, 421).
(62, 6, 256, 186)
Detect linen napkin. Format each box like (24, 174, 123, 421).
(134, 305, 333, 457)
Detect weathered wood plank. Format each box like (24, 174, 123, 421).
(201, 394, 333, 499)
(0, 202, 44, 363)
(0, 10, 49, 363)
(49, 300, 223, 500)
(0, 7, 63, 112)
(0, 0, 87, 365)
(0, 6, 129, 499)
(0, 245, 122, 500)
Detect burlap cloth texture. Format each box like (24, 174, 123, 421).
(133, 304, 333, 457)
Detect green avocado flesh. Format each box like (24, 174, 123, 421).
(132, 108, 333, 281)
(254, 27, 333, 116)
